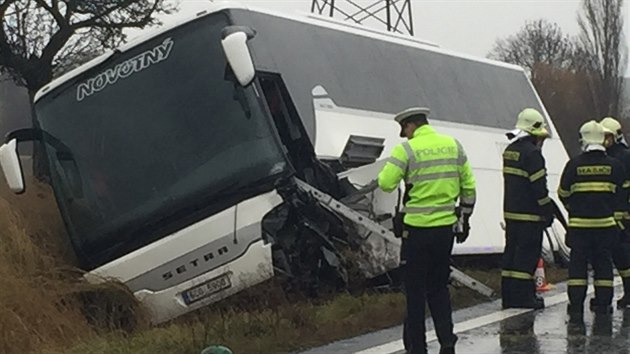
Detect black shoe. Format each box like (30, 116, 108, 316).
(406, 350, 427, 354)
(504, 298, 544, 310)
(439, 347, 455, 354)
(617, 295, 630, 309)
(567, 316, 586, 335)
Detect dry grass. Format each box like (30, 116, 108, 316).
(49, 291, 406, 354)
(0, 178, 144, 354)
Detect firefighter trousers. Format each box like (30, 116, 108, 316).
(403, 225, 457, 354)
(501, 221, 544, 306)
(568, 229, 616, 308)
(613, 230, 630, 299)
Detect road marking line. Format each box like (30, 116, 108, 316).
(353, 278, 622, 354)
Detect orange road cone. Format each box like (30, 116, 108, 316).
(535, 257, 552, 292)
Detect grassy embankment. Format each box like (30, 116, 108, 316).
(0, 179, 567, 354)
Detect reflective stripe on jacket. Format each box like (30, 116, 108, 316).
(607, 143, 630, 225)
(377, 125, 476, 227)
(558, 150, 626, 229)
(502, 138, 552, 223)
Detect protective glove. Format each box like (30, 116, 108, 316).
(453, 208, 471, 243)
(458, 215, 471, 243)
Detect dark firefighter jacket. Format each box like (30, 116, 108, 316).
(502, 138, 553, 223)
(607, 143, 630, 225)
(558, 150, 626, 229)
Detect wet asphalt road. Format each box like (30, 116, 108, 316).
(299, 280, 630, 354)
(428, 298, 630, 354)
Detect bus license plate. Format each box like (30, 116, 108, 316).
(182, 274, 231, 305)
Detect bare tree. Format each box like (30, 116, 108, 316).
(488, 19, 576, 74)
(488, 19, 600, 156)
(577, 0, 628, 117)
(0, 0, 176, 96)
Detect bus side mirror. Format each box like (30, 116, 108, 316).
(0, 139, 25, 193)
(221, 26, 257, 87)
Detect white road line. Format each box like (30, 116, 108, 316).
(353, 278, 622, 354)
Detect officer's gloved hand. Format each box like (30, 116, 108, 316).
(454, 209, 471, 244)
(459, 214, 471, 243)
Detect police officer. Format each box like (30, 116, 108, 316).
(378, 107, 476, 354)
(600, 117, 630, 309)
(501, 108, 554, 309)
(559, 121, 625, 316)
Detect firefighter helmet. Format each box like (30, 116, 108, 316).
(515, 108, 549, 137)
(600, 117, 622, 138)
(580, 120, 606, 145)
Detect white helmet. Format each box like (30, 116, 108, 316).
(600, 117, 622, 138)
(515, 108, 549, 137)
(579, 120, 606, 145)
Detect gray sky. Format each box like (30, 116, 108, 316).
(149, 0, 630, 76)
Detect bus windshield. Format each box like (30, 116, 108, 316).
(33, 13, 288, 267)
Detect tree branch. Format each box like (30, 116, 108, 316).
(34, 0, 65, 27)
(72, 0, 138, 28)
(39, 26, 73, 67)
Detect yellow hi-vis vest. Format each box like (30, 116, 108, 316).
(378, 125, 476, 227)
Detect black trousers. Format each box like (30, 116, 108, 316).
(403, 225, 457, 354)
(613, 230, 630, 298)
(501, 221, 544, 305)
(568, 228, 615, 307)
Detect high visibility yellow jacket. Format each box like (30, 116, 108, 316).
(377, 125, 476, 227)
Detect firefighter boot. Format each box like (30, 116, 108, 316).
(618, 295, 630, 309)
(590, 297, 597, 311)
(567, 303, 584, 321)
(592, 303, 613, 315)
(439, 347, 455, 354)
(508, 282, 544, 309)
(619, 279, 630, 309)
(590, 297, 613, 314)
(534, 285, 545, 308)
(501, 277, 512, 309)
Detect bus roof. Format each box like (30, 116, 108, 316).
(34, 1, 524, 103)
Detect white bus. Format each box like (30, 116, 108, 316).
(0, 2, 569, 323)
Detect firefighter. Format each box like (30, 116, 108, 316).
(501, 108, 554, 309)
(559, 120, 625, 316)
(600, 117, 630, 309)
(378, 107, 476, 354)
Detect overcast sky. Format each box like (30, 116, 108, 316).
(146, 0, 630, 76)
